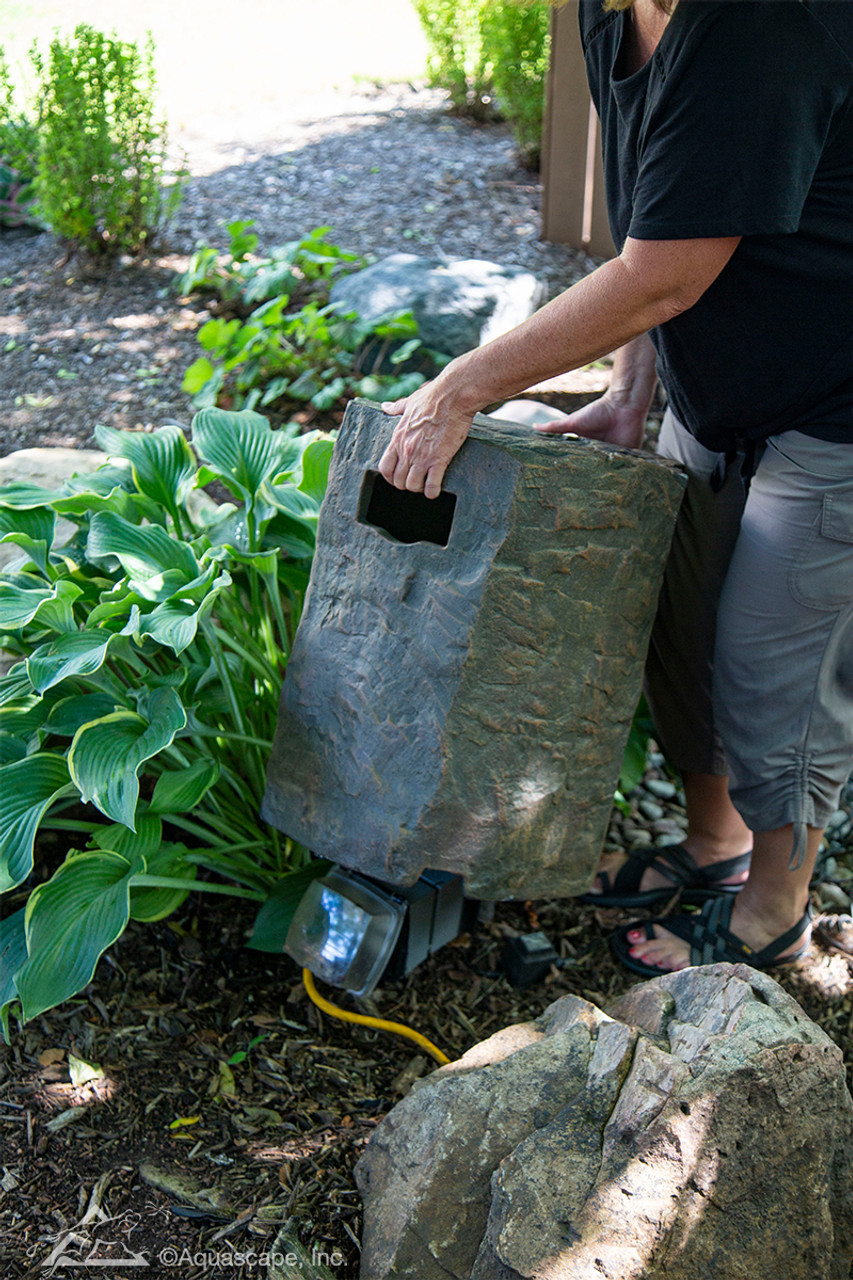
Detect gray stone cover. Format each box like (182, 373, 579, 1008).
(262, 400, 686, 899)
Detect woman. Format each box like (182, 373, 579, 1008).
(379, 0, 853, 975)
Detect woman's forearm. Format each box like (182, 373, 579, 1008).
(608, 333, 659, 415)
(440, 242, 717, 415)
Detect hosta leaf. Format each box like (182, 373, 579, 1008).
(0, 572, 59, 630)
(88, 809, 163, 859)
(0, 482, 67, 509)
(297, 436, 334, 503)
(87, 512, 201, 601)
(149, 759, 220, 815)
(16, 848, 141, 1021)
(0, 908, 27, 1042)
(26, 609, 139, 694)
(94, 424, 197, 516)
(191, 408, 298, 508)
(44, 692, 122, 738)
(0, 736, 27, 765)
(137, 572, 228, 653)
(247, 860, 333, 952)
(0, 506, 56, 575)
(129, 842, 197, 922)
(68, 687, 187, 829)
(0, 753, 74, 892)
(0, 663, 35, 709)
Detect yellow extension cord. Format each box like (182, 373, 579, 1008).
(302, 968, 452, 1066)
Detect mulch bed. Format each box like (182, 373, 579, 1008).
(2, 822, 852, 1279)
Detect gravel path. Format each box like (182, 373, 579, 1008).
(0, 83, 595, 457)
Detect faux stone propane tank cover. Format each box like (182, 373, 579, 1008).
(261, 400, 686, 899)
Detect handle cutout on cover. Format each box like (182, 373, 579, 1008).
(358, 470, 456, 547)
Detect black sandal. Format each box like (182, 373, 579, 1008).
(578, 843, 751, 910)
(609, 894, 812, 977)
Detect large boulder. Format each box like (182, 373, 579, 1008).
(355, 964, 853, 1280)
(328, 253, 546, 366)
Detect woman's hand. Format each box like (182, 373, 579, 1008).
(531, 392, 647, 451)
(380, 370, 479, 500)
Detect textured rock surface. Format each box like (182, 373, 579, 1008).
(328, 253, 547, 365)
(355, 965, 853, 1280)
(263, 399, 686, 898)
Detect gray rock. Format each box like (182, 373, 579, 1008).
(328, 253, 547, 365)
(262, 400, 686, 900)
(356, 965, 853, 1280)
(645, 777, 677, 800)
(638, 798, 665, 821)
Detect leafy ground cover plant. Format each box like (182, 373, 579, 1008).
(181, 220, 434, 419)
(29, 24, 183, 255)
(0, 409, 332, 1038)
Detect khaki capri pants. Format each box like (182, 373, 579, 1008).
(645, 411, 853, 842)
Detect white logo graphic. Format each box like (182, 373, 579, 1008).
(39, 1205, 149, 1272)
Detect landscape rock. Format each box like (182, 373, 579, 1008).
(356, 964, 853, 1280)
(262, 400, 686, 900)
(328, 253, 547, 368)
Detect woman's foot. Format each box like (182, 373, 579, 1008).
(622, 894, 812, 973)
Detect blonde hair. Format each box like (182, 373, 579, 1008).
(603, 0, 677, 11)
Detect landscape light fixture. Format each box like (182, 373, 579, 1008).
(285, 866, 479, 998)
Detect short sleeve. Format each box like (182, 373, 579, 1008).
(628, 3, 850, 240)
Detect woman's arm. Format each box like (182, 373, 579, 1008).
(379, 234, 740, 497)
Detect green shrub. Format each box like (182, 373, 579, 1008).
(480, 1, 549, 168)
(30, 24, 182, 255)
(412, 0, 550, 163)
(180, 222, 437, 419)
(0, 409, 331, 1037)
(0, 51, 41, 229)
(412, 0, 492, 117)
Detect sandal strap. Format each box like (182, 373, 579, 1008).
(601, 843, 701, 896)
(644, 896, 812, 966)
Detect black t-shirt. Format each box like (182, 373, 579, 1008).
(580, 0, 853, 450)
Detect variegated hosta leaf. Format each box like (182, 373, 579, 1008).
(94, 424, 197, 516)
(0, 573, 75, 631)
(191, 407, 300, 508)
(26, 608, 139, 694)
(86, 512, 202, 601)
(68, 686, 187, 829)
(137, 581, 225, 654)
(16, 848, 141, 1022)
(0, 753, 75, 892)
(287, 433, 335, 503)
(149, 758, 220, 815)
(0, 907, 28, 1041)
(129, 842, 197, 922)
(0, 482, 67, 509)
(0, 506, 56, 576)
(88, 809, 163, 859)
(44, 692, 122, 738)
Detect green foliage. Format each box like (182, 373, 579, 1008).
(412, 0, 550, 162)
(412, 0, 492, 117)
(29, 24, 183, 255)
(0, 409, 332, 1036)
(480, 1, 550, 168)
(0, 51, 41, 228)
(180, 221, 435, 418)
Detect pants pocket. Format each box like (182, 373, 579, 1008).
(789, 482, 853, 611)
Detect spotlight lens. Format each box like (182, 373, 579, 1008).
(285, 870, 406, 996)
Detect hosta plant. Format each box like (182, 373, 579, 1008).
(0, 408, 333, 1039)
